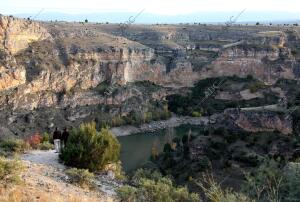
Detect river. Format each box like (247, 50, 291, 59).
(117, 124, 204, 173)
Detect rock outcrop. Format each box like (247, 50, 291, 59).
(0, 16, 299, 136)
(0, 52, 26, 91)
(220, 109, 293, 135)
(0, 15, 51, 54)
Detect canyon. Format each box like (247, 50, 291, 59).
(0, 15, 300, 137)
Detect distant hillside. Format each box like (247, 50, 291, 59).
(12, 11, 300, 24)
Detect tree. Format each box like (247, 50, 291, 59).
(60, 122, 120, 172)
(85, 19, 88, 23)
(256, 22, 260, 26)
(151, 140, 160, 160)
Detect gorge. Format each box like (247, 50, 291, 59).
(0, 15, 299, 138)
(2, 14, 300, 201)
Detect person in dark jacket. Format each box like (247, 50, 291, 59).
(53, 127, 61, 139)
(61, 128, 70, 147)
(53, 127, 62, 153)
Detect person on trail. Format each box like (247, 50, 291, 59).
(53, 127, 62, 153)
(61, 128, 70, 148)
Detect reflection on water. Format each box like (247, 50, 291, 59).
(117, 124, 203, 172)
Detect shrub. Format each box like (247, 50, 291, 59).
(41, 132, 53, 144)
(0, 157, 24, 186)
(117, 185, 137, 202)
(94, 81, 110, 95)
(249, 82, 267, 93)
(192, 111, 202, 117)
(243, 158, 283, 201)
(281, 163, 300, 200)
(37, 141, 54, 150)
(0, 138, 30, 155)
(60, 122, 121, 172)
(66, 168, 94, 189)
(224, 132, 239, 144)
(194, 156, 211, 171)
(111, 115, 126, 127)
(25, 133, 42, 149)
(118, 169, 199, 202)
(132, 169, 163, 184)
(151, 141, 160, 161)
(197, 173, 252, 202)
(163, 143, 173, 153)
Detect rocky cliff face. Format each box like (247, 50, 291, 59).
(204, 46, 294, 83)
(218, 109, 293, 135)
(0, 15, 51, 54)
(0, 16, 299, 137)
(0, 15, 50, 92)
(0, 51, 26, 91)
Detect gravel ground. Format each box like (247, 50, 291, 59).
(22, 150, 65, 170)
(19, 150, 118, 201)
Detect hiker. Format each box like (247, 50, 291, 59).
(53, 127, 61, 153)
(61, 128, 70, 148)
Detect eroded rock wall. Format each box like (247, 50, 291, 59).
(220, 109, 293, 135)
(0, 16, 299, 136)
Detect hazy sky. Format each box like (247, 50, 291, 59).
(1, 0, 300, 15)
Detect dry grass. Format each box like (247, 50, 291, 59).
(256, 31, 282, 37)
(0, 187, 36, 202)
(0, 159, 110, 202)
(68, 197, 100, 202)
(0, 187, 103, 202)
(195, 173, 253, 202)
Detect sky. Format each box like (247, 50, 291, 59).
(0, 0, 300, 22)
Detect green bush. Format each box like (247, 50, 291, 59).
(132, 169, 163, 184)
(192, 111, 202, 117)
(37, 141, 54, 150)
(60, 122, 121, 172)
(42, 132, 53, 144)
(243, 158, 283, 201)
(249, 81, 267, 93)
(65, 168, 95, 189)
(0, 157, 24, 186)
(243, 159, 300, 201)
(143, 112, 153, 123)
(94, 81, 111, 95)
(198, 173, 252, 202)
(280, 163, 300, 201)
(0, 138, 30, 155)
(117, 185, 137, 202)
(118, 169, 199, 202)
(111, 115, 126, 127)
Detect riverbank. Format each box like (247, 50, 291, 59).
(111, 116, 209, 136)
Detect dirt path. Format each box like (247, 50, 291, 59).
(16, 150, 116, 202)
(21, 150, 65, 170)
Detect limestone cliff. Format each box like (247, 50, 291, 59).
(0, 16, 299, 137)
(0, 15, 51, 54)
(219, 109, 293, 135)
(0, 51, 26, 91)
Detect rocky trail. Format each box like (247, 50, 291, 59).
(6, 150, 118, 202)
(22, 150, 65, 170)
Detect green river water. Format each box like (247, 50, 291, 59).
(117, 124, 204, 173)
